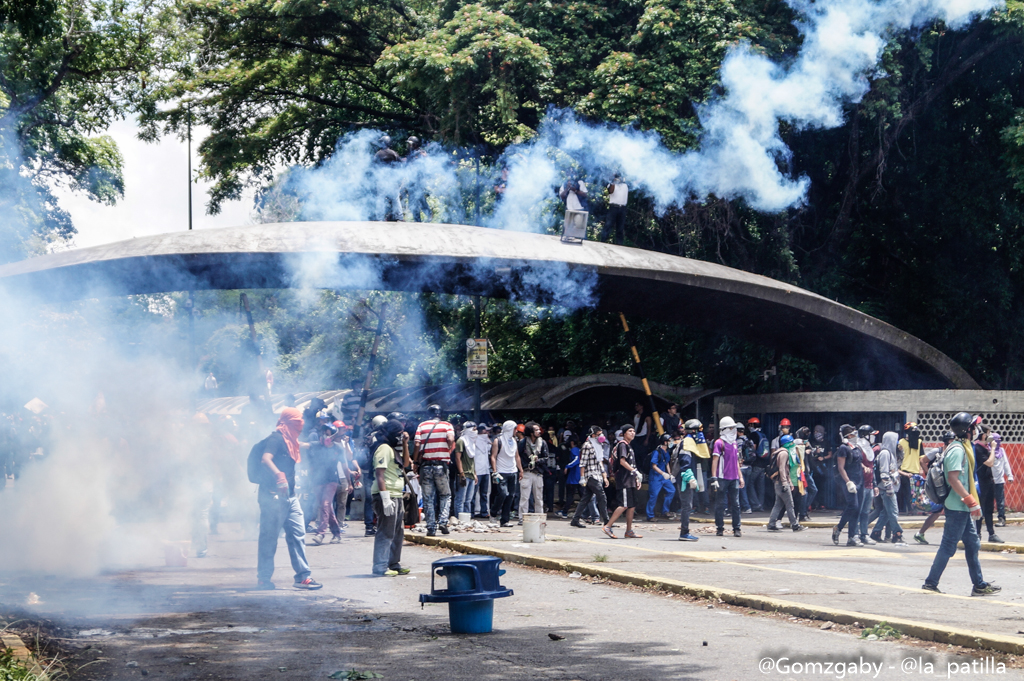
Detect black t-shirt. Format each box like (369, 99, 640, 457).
(260, 431, 297, 495)
(836, 443, 863, 485)
(662, 413, 680, 437)
(975, 442, 994, 484)
(613, 441, 637, 488)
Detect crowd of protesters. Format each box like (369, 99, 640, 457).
(1, 390, 1008, 599)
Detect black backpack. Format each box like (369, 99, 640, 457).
(247, 435, 271, 485)
(924, 442, 955, 505)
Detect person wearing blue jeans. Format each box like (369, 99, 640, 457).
(869, 432, 904, 544)
(923, 412, 1000, 596)
(419, 463, 452, 536)
(255, 407, 322, 591)
(832, 424, 865, 547)
(475, 473, 491, 518)
(257, 488, 313, 586)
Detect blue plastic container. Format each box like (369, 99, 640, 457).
(419, 555, 514, 634)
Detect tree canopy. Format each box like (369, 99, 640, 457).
(7, 0, 1024, 395)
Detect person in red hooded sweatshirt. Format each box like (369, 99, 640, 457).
(256, 407, 323, 590)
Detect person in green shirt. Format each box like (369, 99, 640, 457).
(922, 412, 1000, 596)
(372, 420, 410, 577)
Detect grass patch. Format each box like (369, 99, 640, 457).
(0, 646, 46, 681)
(861, 622, 901, 640)
(592, 553, 608, 563)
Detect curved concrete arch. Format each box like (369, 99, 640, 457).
(0, 221, 978, 390)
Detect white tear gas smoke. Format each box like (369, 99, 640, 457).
(283, 0, 999, 225)
(0, 292, 224, 578)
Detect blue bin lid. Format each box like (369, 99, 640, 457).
(420, 554, 513, 603)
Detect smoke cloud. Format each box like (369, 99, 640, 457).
(273, 0, 999, 228)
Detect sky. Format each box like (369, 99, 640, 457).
(53, 119, 256, 249)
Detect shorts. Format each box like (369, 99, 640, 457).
(928, 502, 944, 514)
(617, 486, 636, 509)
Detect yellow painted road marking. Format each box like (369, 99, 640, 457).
(546, 533, 1023, 607)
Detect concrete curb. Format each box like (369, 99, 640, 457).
(407, 534, 1024, 655)
(0, 631, 43, 676)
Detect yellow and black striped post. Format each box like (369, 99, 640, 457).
(619, 312, 664, 436)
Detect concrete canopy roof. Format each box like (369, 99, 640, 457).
(0, 221, 978, 390)
(196, 374, 715, 416)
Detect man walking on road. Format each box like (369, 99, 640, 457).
(833, 424, 866, 547)
(413, 404, 455, 537)
(675, 431, 699, 541)
(603, 425, 642, 539)
(711, 416, 744, 537)
(922, 412, 1001, 596)
(571, 426, 610, 528)
(255, 408, 323, 591)
(766, 434, 806, 533)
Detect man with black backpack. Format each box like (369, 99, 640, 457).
(922, 413, 1001, 596)
(250, 407, 323, 591)
(602, 425, 642, 539)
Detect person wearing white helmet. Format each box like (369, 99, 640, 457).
(711, 416, 744, 537)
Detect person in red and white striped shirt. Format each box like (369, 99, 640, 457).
(413, 404, 455, 536)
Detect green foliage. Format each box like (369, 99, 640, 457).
(0, 646, 39, 681)
(0, 0, 171, 260)
(860, 622, 901, 640)
(379, 4, 550, 145)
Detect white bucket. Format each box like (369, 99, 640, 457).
(458, 512, 472, 524)
(522, 513, 547, 543)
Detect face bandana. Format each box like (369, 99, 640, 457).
(721, 428, 737, 445)
(276, 407, 304, 463)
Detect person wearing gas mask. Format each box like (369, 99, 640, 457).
(370, 419, 411, 576)
(682, 419, 712, 514)
(645, 433, 677, 522)
(832, 424, 866, 547)
(711, 417, 744, 537)
(922, 413, 1000, 596)
(674, 428, 700, 541)
(972, 424, 1003, 543)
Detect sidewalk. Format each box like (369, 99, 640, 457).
(404, 515, 1024, 652)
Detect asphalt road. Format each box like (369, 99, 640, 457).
(1, 519, 1023, 681)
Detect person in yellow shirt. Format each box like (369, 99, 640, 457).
(898, 422, 923, 515)
(683, 419, 711, 514)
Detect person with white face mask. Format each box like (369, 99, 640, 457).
(711, 416, 744, 537)
(491, 420, 520, 527)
